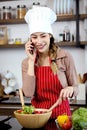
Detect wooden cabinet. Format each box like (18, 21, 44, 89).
(0, 0, 87, 48)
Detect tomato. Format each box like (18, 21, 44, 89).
(57, 114, 72, 130)
(62, 119, 72, 130)
(16, 109, 23, 113)
(34, 110, 44, 114)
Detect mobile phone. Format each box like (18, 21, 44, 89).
(29, 42, 35, 54)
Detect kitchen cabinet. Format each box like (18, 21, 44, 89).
(0, 0, 87, 49)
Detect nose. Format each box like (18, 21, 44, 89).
(36, 37, 42, 44)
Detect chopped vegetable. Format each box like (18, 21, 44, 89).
(57, 114, 69, 127)
(57, 114, 72, 130)
(72, 107, 87, 130)
(23, 105, 35, 114)
(16, 105, 35, 114)
(16, 105, 47, 114)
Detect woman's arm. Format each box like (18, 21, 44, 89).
(64, 51, 79, 97)
(22, 40, 37, 97)
(22, 58, 36, 97)
(57, 48, 79, 100)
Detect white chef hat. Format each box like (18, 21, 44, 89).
(24, 6, 57, 36)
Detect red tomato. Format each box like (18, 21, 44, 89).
(16, 109, 23, 113)
(34, 110, 44, 114)
(62, 119, 72, 130)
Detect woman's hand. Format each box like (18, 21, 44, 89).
(25, 39, 36, 62)
(59, 87, 74, 100)
(48, 87, 74, 111)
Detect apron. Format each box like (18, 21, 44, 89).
(31, 66, 71, 119)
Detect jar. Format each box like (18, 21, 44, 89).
(15, 38, 22, 44)
(8, 39, 14, 44)
(2, 6, 12, 20)
(32, 2, 40, 8)
(17, 5, 27, 19)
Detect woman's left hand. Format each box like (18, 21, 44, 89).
(59, 87, 74, 100)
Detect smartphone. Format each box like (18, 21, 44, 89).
(29, 42, 35, 54)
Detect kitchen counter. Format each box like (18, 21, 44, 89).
(0, 96, 86, 106)
(0, 96, 86, 130)
(0, 96, 87, 116)
(0, 96, 31, 116)
(0, 115, 59, 130)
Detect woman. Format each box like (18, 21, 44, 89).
(22, 6, 78, 119)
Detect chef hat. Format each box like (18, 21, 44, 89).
(24, 6, 57, 36)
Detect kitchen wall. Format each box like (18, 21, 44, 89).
(0, 0, 87, 91)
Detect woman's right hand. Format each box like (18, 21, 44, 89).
(25, 39, 36, 62)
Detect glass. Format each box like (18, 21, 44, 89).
(15, 38, 22, 44)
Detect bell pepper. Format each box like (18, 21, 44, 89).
(57, 114, 72, 130)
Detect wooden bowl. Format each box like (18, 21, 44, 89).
(14, 108, 52, 129)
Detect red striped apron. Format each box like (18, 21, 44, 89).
(31, 66, 71, 119)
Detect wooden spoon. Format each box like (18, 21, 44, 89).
(19, 88, 24, 108)
(19, 88, 62, 113)
(47, 97, 62, 112)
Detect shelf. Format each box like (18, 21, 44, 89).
(0, 44, 24, 48)
(79, 14, 87, 20)
(56, 42, 76, 47)
(80, 41, 87, 45)
(0, 19, 25, 25)
(0, 14, 86, 25)
(0, 42, 77, 49)
(57, 14, 77, 21)
(0, 15, 77, 25)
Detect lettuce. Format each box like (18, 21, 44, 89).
(72, 107, 87, 129)
(23, 105, 35, 114)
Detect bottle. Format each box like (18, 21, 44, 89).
(17, 5, 27, 19)
(63, 26, 70, 42)
(59, 34, 63, 42)
(59, 33, 64, 42)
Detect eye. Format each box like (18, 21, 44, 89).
(41, 35, 46, 38)
(31, 36, 37, 39)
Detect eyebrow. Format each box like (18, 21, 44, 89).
(31, 33, 46, 37)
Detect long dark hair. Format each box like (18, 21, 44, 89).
(49, 37, 58, 74)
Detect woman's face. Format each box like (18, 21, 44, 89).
(30, 32, 51, 53)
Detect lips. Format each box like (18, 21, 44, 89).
(37, 44, 46, 50)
